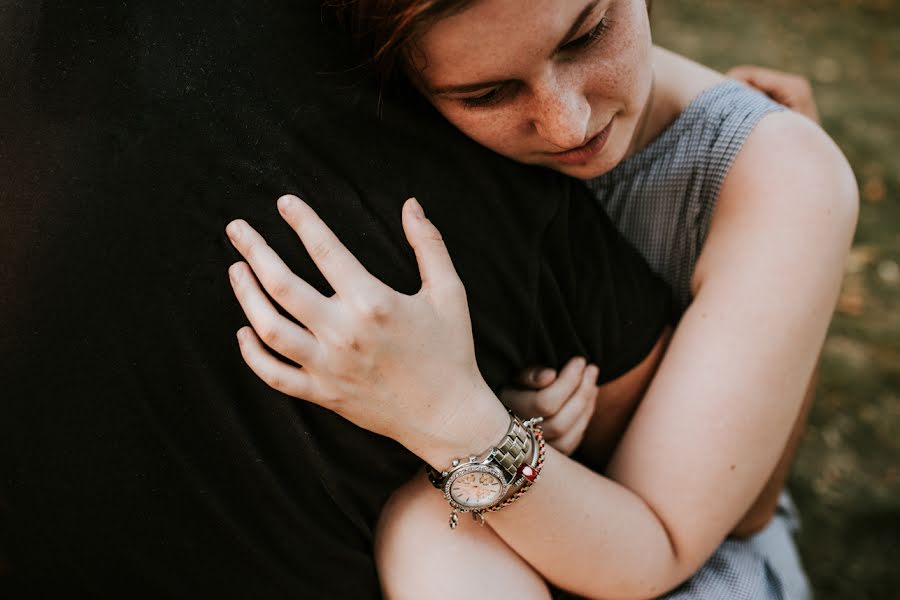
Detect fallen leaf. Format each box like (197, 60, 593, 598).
(862, 177, 886, 204)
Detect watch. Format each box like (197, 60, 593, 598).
(427, 414, 535, 528)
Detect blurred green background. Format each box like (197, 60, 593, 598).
(652, 1, 899, 598)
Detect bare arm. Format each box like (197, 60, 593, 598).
(466, 112, 856, 596)
(730, 366, 816, 538)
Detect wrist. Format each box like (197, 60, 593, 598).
(414, 379, 510, 471)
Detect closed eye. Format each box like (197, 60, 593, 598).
(458, 84, 515, 108)
(561, 16, 610, 53)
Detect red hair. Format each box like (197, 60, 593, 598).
(329, 0, 653, 80)
(329, 0, 477, 80)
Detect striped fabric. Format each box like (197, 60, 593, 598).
(586, 81, 812, 600)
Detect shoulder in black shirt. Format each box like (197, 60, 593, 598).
(0, 1, 672, 597)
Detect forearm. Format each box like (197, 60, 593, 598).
(408, 424, 688, 600)
(487, 443, 689, 599)
(566, 362, 814, 543)
(731, 366, 817, 538)
(575, 340, 816, 541)
(425, 287, 828, 597)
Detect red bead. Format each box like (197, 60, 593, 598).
(518, 464, 538, 483)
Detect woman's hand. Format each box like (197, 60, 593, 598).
(500, 358, 599, 456)
(727, 65, 820, 123)
(225, 195, 509, 467)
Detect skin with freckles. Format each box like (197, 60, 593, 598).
(414, 0, 654, 179)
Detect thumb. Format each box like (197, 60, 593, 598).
(402, 197, 461, 292)
(515, 366, 558, 389)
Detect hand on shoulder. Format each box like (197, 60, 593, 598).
(727, 65, 820, 123)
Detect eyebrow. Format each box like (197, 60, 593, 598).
(430, 0, 601, 96)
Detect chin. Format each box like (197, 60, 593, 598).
(555, 161, 609, 180)
(538, 154, 614, 180)
(541, 133, 632, 180)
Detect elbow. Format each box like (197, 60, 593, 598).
(730, 506, 778, 539)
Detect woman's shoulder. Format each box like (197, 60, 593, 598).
(693, 109, 859, 291)
(653, 46, 857, 218)
(606, 51, 783, 186)
(637, 48, 761, 159)
(726, 110, 858, 217)
(651, 47, 728, 114)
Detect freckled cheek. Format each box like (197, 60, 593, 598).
(585, 32, 651, 117)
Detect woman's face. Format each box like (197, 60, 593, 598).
(412, 0, 653, 179)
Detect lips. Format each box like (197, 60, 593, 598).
(548, 119, 614, 165)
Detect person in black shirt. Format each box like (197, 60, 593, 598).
(0, 2, 671, 597)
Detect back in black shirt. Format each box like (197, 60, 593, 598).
(0, 1, 673, 597)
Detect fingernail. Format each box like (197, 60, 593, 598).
(228, 263, 241, 283)
(277, 195, 297, 214)
(408, 197, 425, 219)
(226, 221, 242, 241)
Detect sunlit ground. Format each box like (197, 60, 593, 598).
(653, 1, 899, 597)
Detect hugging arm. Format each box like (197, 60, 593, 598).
(227, 112, 856, 599)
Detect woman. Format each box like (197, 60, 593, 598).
(224, 0, 857, 597)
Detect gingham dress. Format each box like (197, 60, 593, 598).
(586, 80, 812, 600)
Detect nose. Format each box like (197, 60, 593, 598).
(531, 78, 591, 150)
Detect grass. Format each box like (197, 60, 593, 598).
(652, 1, 900, 597)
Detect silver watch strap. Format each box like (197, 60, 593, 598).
(427, 413, 533, 489)
(491, 416, 531, 481)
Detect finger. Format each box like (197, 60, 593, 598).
(499, 388, 539, 418)
(401, 198, 462, 294)
(514, 366, 558, 389)
(729, 65, 820, 123)
(236, 326, 314, 400)
(529, 357, 587, 417)
(550, 391, 597, 456)
(727, 66, 796, 100)
(276, 194, 381, 299)
(540, 364, 598, 440)
(726, 64, 767, 81)
(727, 65, 789, 96)
(726, 65, 782, 87)
(226, 218, 329, 329)
(229, 262, 318, 365)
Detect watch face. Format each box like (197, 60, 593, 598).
(447, 466, 505, 509)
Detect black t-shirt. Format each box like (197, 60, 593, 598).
(0, 2, 672, 597)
